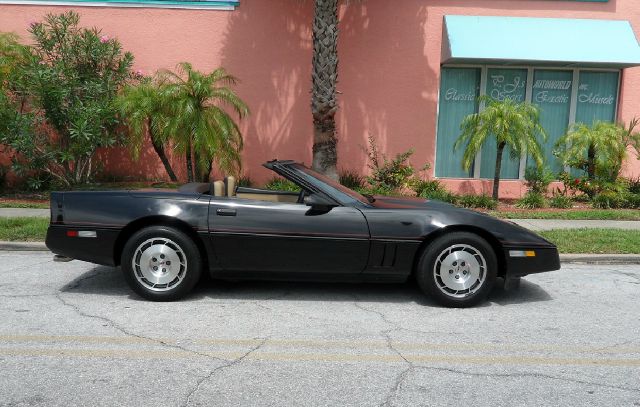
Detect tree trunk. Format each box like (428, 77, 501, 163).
(492, 142, 505, 201)
(311, 0, 339, 179)
(587, 143, 596, 180)
(193, 151, 213, 182)
(186, 141, 194, 183)
(203, 160, 213, 183)
(148, 119, 178, 182)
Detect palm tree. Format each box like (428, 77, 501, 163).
(116, 77, 178, 182)
(455, 96, 546, 200)
(555, 120, 637, 182)
(160, 63, 249, 182)
(311, 0, 340, 179)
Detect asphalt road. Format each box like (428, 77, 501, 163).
(0, 252, 639, 407)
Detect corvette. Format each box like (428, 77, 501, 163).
(46, 160, 560, 307)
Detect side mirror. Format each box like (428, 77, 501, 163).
(304, 194, 336, 211)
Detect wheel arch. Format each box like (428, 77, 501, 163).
(412, 225, 507, 278)
(113, 216, 208, 267)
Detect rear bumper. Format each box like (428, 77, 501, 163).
(504, 245, 561, 278)
(46, 225, 120, 267)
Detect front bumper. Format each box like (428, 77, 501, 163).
(503, 245, 561, 278)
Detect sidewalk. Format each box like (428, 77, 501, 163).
(509, 219, 640, 231)
(0, 208, 49, 218)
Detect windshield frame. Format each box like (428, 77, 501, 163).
(288, 164, 371, 207)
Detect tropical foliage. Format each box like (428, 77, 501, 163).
(118, 64, 248, 183)
(555, 120, 640, 182)
(455, 96, 546, 200)
(0, 12, 134, 187)
(159, 63, 249, 182)
(116, 77, 177, 181)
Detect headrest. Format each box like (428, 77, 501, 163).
(224, 176, 237, 197)
(213, 181, 225, 197)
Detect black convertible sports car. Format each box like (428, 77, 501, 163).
(46, 160, 560, 307)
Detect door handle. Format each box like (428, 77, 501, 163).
(216, 208, 237, 217)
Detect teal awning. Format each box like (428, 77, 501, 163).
(442, 15, 640, 68)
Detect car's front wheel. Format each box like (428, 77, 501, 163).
(121, 226, 202, 301)
(416, 232, 497, 308)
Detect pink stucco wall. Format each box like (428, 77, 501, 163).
(1, 0, 639, 197)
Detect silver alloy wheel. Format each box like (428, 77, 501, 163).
(433, 244, 487, 298)
(132, 237, 187, 292)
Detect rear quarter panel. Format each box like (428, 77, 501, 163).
(46, 191, 211, 266)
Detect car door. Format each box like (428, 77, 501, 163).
(208, 198, 370, 274)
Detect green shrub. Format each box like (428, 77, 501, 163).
(237, 176, 253, 188)
(264, 177, 300, 192)
(339, 170, 365, 190)
(355, 185, 396, 197)
(1, 12, 134, 187)
(516, 192, 546, 209)
(458, 194, 497, 210)
(592, 192, 627, 209)
(423, 189, 459, 205)
(413, 179, 444, 197)
(524, 166, 554, 195)
(624, 193, 640, 209)
(365, 134, 430, 192)
(628, 176, 640, 195)
(549, 195, 573, 209)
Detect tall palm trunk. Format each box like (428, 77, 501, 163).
(193, 151, 213, 182)
(492, 142, 505, 200)
(311, 0, 339, 179)
(186, 141, 194, 183)
(148, 118, 178, 182)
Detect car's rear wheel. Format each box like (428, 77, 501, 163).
(416, 232, 497, 308)
(121, 226, 202, 301)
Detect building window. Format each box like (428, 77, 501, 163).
(434, 68, 480, 178)
(0, 0, 239, 10)
(531, 69, 573, 174)
(435, 66, 620, 179)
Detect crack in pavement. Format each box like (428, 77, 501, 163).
(352, 301, 444, 338)
(352, 301, 418, 407)
(412, 365, 640, 394)
(182, 337, 269, 407)
(53, 292, 228, 364)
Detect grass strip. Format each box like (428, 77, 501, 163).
(0, 217, 49, 242)
(494, 210, 640, 221)
(540, 228, 640, 254)
(0, 202, 50, 209)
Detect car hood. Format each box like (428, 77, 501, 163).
(369, 195, 555, 248)
(370, 195, 455, 210)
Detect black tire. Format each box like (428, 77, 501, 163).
(416, 232, 497, 308)
(121, 225, 202, 301)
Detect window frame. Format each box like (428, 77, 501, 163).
(434, 64, 621, 180)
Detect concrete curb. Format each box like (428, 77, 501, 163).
(559, 254, 640, 265)
(0, 241, 49, 251)
(1, 241, 640, 264)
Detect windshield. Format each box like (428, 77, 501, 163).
(293, 164, 370, 205)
